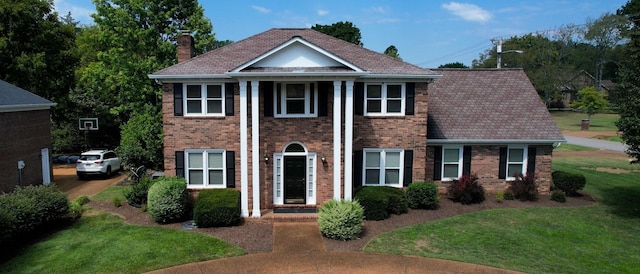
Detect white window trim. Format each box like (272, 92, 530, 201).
(441, 145, 463, 181)
(362, 148, 404, 187)
(364, 82, 405, 117)
(183, 83, 225, 116)
(185, 149, 226, 188)
(274, 82, 318, 118)
(506, 146, 528, 181)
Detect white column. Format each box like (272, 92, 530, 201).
(251, 81, 261, 217)
(333, 80, 342, 200)
(344, 80, 354, 200)
(239, 81, 249, 217)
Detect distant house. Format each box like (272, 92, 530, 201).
(0, 80, 56, 193)
(555, 70, 615, 108)
(149, 28, 564, 217)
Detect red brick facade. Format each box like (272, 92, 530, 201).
(0, 110, 52, 193)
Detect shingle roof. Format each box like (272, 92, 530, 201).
(152, 28, 437, 76)
(427, 69, 564, 142)
(0, 80, 55, 111)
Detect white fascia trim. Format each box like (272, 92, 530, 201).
(225, 72, 369, 78)
(333, 80, 342, 200)
(148, 74, 232, 83)
(239, 81, 249, 217)
(230, 37, 366, 73)
(0, 103, 56, 112)
(427, 139, 567, 145)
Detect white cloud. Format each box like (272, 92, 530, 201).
(251, 5, 271, 14)
(367, 6, 386, 14)
(442, 2, 492, 23)
(317, 9, 329, 16)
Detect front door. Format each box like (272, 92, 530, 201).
(284, 156, 306, 204)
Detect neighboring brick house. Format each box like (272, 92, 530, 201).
(0, 80, 55, 193)
(427, 68, 565, 193)
(150, 28, 563, 217)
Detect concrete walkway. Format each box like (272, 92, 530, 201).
(148, 222, 522, 274)
(563, 135, 627, 152)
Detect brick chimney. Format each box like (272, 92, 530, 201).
(177, 30, 194, 63)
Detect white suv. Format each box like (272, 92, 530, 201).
(76, 150, 123, 179)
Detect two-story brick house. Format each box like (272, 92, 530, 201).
(150, 28, 564, 218)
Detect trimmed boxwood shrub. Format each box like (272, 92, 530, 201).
(124, 176, 155, 207)
(0, 185, 70, 245)
(354, 186, 408, 220)
(507, 174, 539, 201)
(318, 199, 364, 240)
(193, 189, 241, 227)
(406, 182, 439, 209)
(551, 190, 567, 203)
(552, 171, 586, 196)
(447, 174, 485, 205)
(147, 177, 189, 224)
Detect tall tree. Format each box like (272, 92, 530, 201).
(384, 45, 401, 59)
(311, 21, 363, 46)
(438, 62, 469, 68)
(615, 0, 640, 162)
(583, 12, 626, 90)
(74, 0, 214, 168)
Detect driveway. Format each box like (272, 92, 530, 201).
(53, 166, 127, 200)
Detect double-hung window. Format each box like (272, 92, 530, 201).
(185, 84, 225, 116)
(363, 149, 404, 187)
(185, 149, 226, 188)
(274, 82, 317, 117)
(442, 146, 463, 180)
(506, 147, 527, 180)
(365, 83, 405, 116)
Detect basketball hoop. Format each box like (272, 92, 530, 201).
(78, 118, 99, 131)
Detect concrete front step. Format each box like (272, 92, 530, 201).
(260, 209, 318, 222)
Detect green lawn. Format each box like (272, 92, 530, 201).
(90, 186, 127, 202)
(0, 213, 245, 274)
(365, 156, 640, 273)
(553, 143, 597, 152)
(550, 111, 619, 132)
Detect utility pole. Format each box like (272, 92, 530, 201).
(496, 38, 503, 69)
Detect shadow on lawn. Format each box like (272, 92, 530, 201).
(597, 185, 640, 218)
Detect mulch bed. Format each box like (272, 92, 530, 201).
(88, 193, 595, 254)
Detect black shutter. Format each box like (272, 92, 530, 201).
(318, 82, 328, 116)
(226, 151, 236, 188)
(498, 147, 507, 179)
(225, 83, 234, 116)
(173, 83, 183, 116)
(355, 82, 364, 115)
(406, 82, 415, 115)
(175, 151, 184, 178)
(403, 150, 413, 186)
(353, 150, 363, 188)
(263, 81, 273, 117)
(433, 146, 442, 180)
(463, 146, 472, 176)
(527, 147, 537, 177)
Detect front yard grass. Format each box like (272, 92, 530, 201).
(550, 111, 619, 132)
(0, 213, 245, 274)
(365, 156, 640, 273)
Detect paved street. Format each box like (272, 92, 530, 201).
(563, 135, 627, 152)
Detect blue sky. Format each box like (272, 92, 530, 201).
(53, 0, 628, 67)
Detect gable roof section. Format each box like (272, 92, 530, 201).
(427, 69, 564, 144)
(151, 28, 439, 79)
(0, 80, 55, 112)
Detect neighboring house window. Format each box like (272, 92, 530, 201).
(365, 83, 405, 116)
(185, 83, 225, 116)
(442, 146, 462, 181)
(506, 147, 528, 180)
(274, 82, 317, 117)
(363, 149, 404, 187)
(185, 149, 226, 188)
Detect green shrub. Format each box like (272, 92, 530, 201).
(193, 189, 241, 227)
(507, 174, 539, 201)
(318, 199, 364, 240)
(447, 174, 485, 204)
(147, 177, 189, 224)
(0, 185, 70, 245)
(386, 187, 408, 214)
(123, 176, 155, 206)
(551, 190, 567, 203)
(503, 191, 515, 200)
(68, 200, 84, 219)
(495, 192, 505, 203)
(74, 195, 90, 206)
(354, 186, 407, 220)
(552, 171, 586, 196)
(112, 197, 122, 207)
(406, 182, 439, 209)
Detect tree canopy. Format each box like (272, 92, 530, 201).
(311, 21, 363, 46)
(438, 62, 469, 68)
(384, 45, 401, 59)
(571, 87, 609, 120)
(615, 0, 640, 161)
